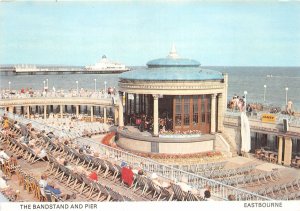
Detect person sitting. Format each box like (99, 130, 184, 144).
(56, 157, 65, 165)
(63, 160, 74, 171)
(151, 173, 162, 187)
(88, 171, 98, 181)
(0, 177, 9, 190)
(228, 194, 236, 201)
(9, 155, 18, 166)
(38, 174, 48, 199)
(204, 190, 213, 201)
(199, 185, 211, 198)
(45, 182, 72, 200)
(0, 148, 10, 164)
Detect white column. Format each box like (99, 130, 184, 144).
(211, 94, 217, 134)
(217, 93, 224, 132)
(44, 105, 47, 119)
(60, 105, 63, 118)
(145, 95, 149, 115)
(27, 106, 30, 119)
(91, 106, 94, 122)
(8, 106, 14, 113)
(153, 95, 159, 136)
(283, 137, 292, 166)
(223, 73, 228, 110)
(76, 105, 79, 117)
(118, 94, 124, 127)
(278, 136, 283, 165)
(103, 107, 107, 123)
(114, 106, 119, 125)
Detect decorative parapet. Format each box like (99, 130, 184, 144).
(0, 97, 116, 107)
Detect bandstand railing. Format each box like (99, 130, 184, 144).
(0, 109, 271, 201)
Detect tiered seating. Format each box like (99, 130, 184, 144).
(255, 178, 300, 200)
(33, 116, 110, 138)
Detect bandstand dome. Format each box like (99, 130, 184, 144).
(120, 67, 224, 81)
(120, 44, 223, 81)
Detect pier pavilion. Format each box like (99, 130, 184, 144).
(116, 46, 229, 154)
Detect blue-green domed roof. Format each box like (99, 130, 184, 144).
(147, 58, 200, 67)
(120, 67, 224, 81)
(120, 46, 223, 81)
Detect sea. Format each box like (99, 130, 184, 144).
(0, 66, 299, 110)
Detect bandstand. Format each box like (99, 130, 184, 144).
(117, 46, 228, 154)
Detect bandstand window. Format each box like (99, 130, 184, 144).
(173, 95, 211, 134)
(193, 96, 198, 125)
(184, 96, 190, 125)
(175, 96, 182, 126)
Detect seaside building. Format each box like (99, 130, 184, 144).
(116, 46, 228, 154)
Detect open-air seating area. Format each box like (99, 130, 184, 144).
(255, 148, 278, 164)
(9, 110, 300, 201)
(176, 161, 227, 173)
(200, 164, 258, 179)
(31, 115, 110, 138)
(221, 169, 281, 188)
(255, 178, 300, 200)
(291, 156, 300, 168)
(0, 119, 213, 202)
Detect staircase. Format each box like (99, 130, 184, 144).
(218, 132, 238, 157)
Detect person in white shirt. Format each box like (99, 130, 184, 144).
(0, 177, 9, 189)
(0, 148, 9, 164)
(38, 174, 48, 197)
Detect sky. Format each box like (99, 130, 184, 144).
(0, 1, 300, 66)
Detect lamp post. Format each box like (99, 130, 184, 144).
(94, 79, 97, 92)
(8, 81, 11, 92)
(45, 78, 48, 92)
(285, 87, 288, 105)
(244, 90, 248, 112)
(76, 81, 79, 96)
(104, 81, 107, 93)
(263, 85, 267, 102)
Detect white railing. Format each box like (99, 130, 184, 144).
(225, 109, 300, 127)
(0, 109, 271, 201)
(0, 89, 119, 102)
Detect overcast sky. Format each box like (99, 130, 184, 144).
(0, 1, 300, 66)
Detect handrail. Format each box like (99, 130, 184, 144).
(225, 110, 300, 127)
(0, 109, 271, 201)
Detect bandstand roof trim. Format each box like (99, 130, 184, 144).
(147, 58, 200, 67)
(119, 67, 224, 81)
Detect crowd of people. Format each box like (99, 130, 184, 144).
(0, 88, 118, 101)
(228, 94, 296, 116)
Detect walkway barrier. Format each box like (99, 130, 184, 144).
(225, 110, 300, 127)
(0, 109, 271, 201)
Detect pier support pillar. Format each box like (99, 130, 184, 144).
(277, 136, 283, 165)
(27, 106, 30, 119)
(103, 107, 107, 123)
(76, 105, 79, 117)
(153, 95, 159, 137)
(211, 94, 217, 134)
(91, 106, 94, 122)
(118, 94, 124, 127)
(60, 105, 63, 118)
(44, 105, 47, 119)
(283, 137, 292, 166)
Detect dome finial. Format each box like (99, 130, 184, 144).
(168, 44, 179, 58)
